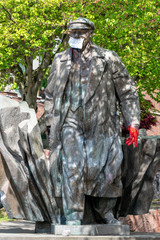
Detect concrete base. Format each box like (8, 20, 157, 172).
(1, 221, 160, 239)
(1, 234, 160, 240)
(35, 222, 130, 236)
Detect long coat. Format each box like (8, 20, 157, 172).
(45, 43, 140, 198)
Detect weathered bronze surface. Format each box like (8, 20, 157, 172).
(44, 18, 140, 224)
(0, 96, 59, 223)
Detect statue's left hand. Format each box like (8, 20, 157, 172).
(126, 126, 139, 147)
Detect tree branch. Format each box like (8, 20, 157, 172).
(2, 5, 15, 22)
(26, 55, 33, 85)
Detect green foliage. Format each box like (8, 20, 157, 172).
(0, 208, 10, 222)
(40, 75, 48, 89)
(0, 0, 160, 110)
(0, 0, 62, 65)
(0, 75, 8, 91)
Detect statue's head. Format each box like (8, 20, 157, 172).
(67, 17, 95, 51)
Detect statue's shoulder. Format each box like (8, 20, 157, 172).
(92, 43, 120, 62)
(54, 48, 70, 61)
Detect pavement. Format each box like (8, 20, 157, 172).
(0, 221, 160, 240)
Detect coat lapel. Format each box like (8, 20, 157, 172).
(84, 45, 106, 104)
(54, 49, 72, 114)
(57, 48, 72, 96)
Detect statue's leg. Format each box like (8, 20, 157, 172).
(61, 125, 85, 225)
(90, 197, 122, 224)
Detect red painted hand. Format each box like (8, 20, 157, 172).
(126, 126, 139, 147)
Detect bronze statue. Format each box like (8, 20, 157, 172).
(44, 17, 140, 225)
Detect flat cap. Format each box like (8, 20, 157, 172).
(68, 17, 95, 30)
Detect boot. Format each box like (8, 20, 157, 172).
(103, 209, 122, 225)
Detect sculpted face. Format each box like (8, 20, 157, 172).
(69, 29, 93, 50)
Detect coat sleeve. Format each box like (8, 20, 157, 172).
(111, 51, 140, 128)
(44, 54, 58, 127)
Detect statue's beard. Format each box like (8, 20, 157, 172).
(68, 37, 84, 49)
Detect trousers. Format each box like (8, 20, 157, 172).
(61, 109, 122, 223)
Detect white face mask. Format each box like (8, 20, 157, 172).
(68, 37, 84, 49)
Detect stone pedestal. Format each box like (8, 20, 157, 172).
(35, 222, 130, 236)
